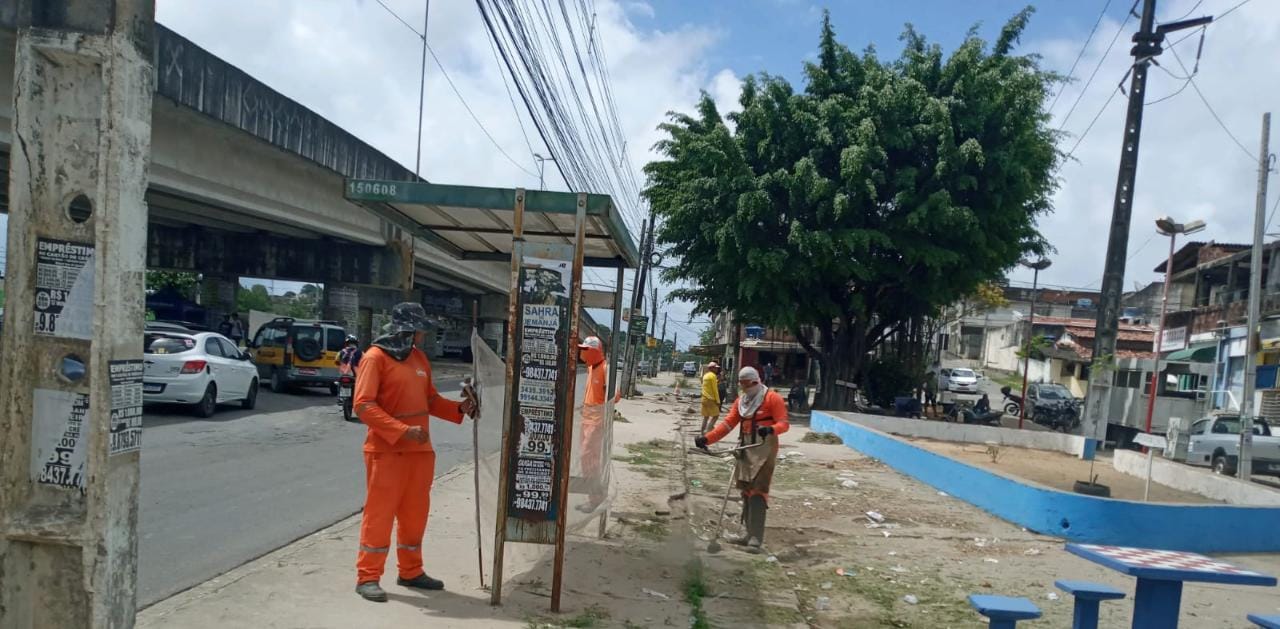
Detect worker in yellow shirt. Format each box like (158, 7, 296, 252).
(700, 362, 721, 433)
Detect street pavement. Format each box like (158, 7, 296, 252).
(137, 366, 587, 608)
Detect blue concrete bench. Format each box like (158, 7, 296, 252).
(1248, 614, 1280, 628)
(968, 594, 1042, 628)
(1055, 580, 1126, 629)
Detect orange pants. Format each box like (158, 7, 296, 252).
(356, 451, 436, 584)
(580, 407, 606, 504)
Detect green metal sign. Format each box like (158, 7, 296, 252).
(628, 316, 648, 338)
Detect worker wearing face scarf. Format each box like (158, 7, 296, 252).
(694, 366, 790, 551)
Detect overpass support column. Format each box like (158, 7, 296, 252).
(0, 2, 156, 629)
(324, 285, 361, 342)
(200, 275, 239, 329)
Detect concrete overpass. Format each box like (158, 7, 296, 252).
(0, 20, 519, 342)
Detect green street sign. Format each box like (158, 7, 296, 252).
(629, 316, 648, 337)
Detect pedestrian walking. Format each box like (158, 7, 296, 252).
(229, 313, 245, 347)
(763, 362, 774, 385)
(352, 303, 478, 603)
(700, 362, 721, 433)
(695, 366, 789, 551)
(924, 376, 938, 415)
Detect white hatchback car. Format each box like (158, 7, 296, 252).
(144, 330, 260, 417)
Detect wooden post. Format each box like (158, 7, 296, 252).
(550, 193, 588, 612)
(489, 189, 525, 605)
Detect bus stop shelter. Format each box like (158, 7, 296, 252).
(343, 179, 638, 612)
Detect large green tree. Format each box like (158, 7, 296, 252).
(643, 9, 1060, 408)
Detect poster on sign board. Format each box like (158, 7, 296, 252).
(504, 255, 572, 524)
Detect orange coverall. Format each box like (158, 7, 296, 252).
(354, 346, 463, 584)
(703, 389, 791, 499)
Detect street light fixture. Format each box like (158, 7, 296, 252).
(533, 152, 555, 190)
(1018, 257, 1052, 430)
(1144, 215, 1206, 439)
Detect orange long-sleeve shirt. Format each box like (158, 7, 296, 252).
(584, 361, 607, 406)
(354, 346, 463, 453)
(705, 389, 790, 446)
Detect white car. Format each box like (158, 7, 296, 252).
(943, 368, 979, 394)
(144, 330, 260, 417)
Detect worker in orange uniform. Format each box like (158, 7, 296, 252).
(353, 303, 477, 603)
(695, 366, 789, 551)
(576, 335, 620, 513)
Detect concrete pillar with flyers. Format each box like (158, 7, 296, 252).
(0, 2, 156, 627)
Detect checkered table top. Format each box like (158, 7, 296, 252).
(1067, 544, 1277, 586)
(1075, 544, 1263, 576)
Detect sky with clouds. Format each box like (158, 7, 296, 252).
(72, 1, 1280, 346)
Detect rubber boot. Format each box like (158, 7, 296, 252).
(725, 494, 751, 545)
(745, 495, 767, 553)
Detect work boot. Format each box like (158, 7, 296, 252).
(356, 581, 388, 603)
(398, 573, 445, 591)
(745, 495, 768, 554)
(725, 497, 751, 545)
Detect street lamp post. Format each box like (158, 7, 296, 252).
(533, 152, 554, 189)
(1019, 258, 1052, 429)
(1144, 216, 1206, 438)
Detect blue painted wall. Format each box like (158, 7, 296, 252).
(812, 411, 1280, 553)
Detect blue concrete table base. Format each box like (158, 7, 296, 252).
(1055, 580, 1126, 629)
(968, 594, 1041, 628)
(1248, 613, 1280, 628)
(1132, 578, 1182, 629)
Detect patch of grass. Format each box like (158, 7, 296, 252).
(801, 431, 844, 445)
(631, 518, 669, 541)
(563, 605, 610, 628)
(683, 560, 711, 629)
(524, 605, 610, 629)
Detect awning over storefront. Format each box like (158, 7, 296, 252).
(344, 180, 639, 269)
(1165, 342, 1217, 363)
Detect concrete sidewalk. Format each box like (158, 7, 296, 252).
(137, 391, 703, 629)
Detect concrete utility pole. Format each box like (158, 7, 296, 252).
(1078, 0, 1211, 458)
(1240, 112, 1272, 482)
(621, 218, 651, 396)
(659, 312, 667, 371)
(0, 2, 156, 628)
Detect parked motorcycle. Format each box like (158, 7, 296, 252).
(999, 386, 1022, 417)
(945, 400, 1004, 426)
(788, 383, 808, 411)
(1030, 399, 1080, 432)
(337, 374, 356, 422)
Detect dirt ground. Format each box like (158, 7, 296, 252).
(665, 390, 1280, 628)
(909, 437, 1221, 504)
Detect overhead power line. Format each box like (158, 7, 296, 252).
(1167, 0, 1255, 49)
(1057, 0, 1139, 131)
(1049, 0, 1114, 114)
(370, 0, 538, 178)
(1168, 45, 1255, 161)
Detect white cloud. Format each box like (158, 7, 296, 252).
(154, 0, 735, 339)
(1019, 0, 1280, 291)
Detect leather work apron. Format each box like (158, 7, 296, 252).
(734, 410, 778, 494)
